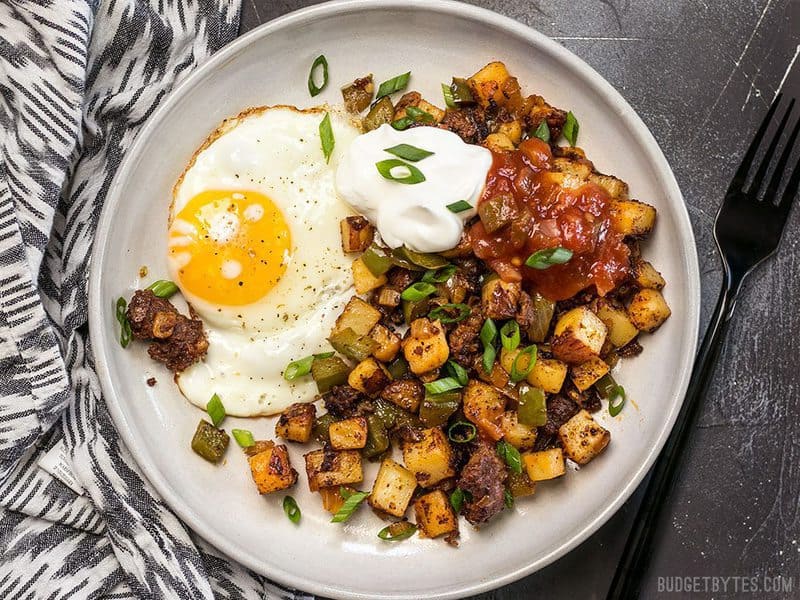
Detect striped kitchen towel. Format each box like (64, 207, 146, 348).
(0, 2, 309, 598)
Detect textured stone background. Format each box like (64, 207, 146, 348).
(242, 2, 800, 598)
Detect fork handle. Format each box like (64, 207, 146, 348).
(606, 270, 744, 599)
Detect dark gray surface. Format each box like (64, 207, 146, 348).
(241, 1, 800, 598)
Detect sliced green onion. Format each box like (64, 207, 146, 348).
(331, 489, 369, 522)
(496, 440, 523, 474)
(283, 351, 335, 381)
(597, 374, 627, 417)
(525, 247, 573, 269)
(390, 117, 414, 131)
(500, 321, 521, 351)
(375, 159, 425, 184)
(146, 279, 178, 298)
(400, 281, 437, 302)
(563, 111, 579, 146)
(480, 318, 498, 373)
(115, 297, 132, 348)
(319, 112, 335, 163)
(429, 303, 471, 324)
(376, 72, 410, 99)
(510, 345, 538, 383)
(504, 489, 515, 508)
(449, 77, 475, 105)
(206, 393, 226, 427)
(283, 496, 301, 524)
(421, 265, 455, 284)
(450, 487, 465, 512)
(383, 143, 434, 162)
(307, 54, 329, 97)
(405, 105, 434, 123)
(446, 200, 472, 213)
(447, 421, 477, 443)
(424, 377, 463, 395)
(445, 360, 469, 386)
(231, 428, 255, 448)
(441, 83, 457, 108)
(518, 385, 547, 427)
(377, 521, 417, 541)
(532, 120, 550, 143)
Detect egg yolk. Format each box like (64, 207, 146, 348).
(168, 189, 291, 306)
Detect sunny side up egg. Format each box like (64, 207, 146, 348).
(168, 106, 361, 416)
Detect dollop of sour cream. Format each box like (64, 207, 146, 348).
(335, 124, 493, 253)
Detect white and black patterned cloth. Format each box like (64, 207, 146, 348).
(0, 2, 309, 598)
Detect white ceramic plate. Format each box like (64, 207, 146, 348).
(89, 1, 701, 598)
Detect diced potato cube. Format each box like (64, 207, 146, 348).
(340, 216, 374, 253)
(414, 490, 458, 538)
(248, 444, 297, 494)
(468, 61, 513, 107)
(275, 402, 316, 443)
(348, 357, 392, 396)
(402, 318, 449, 374)
(463, 380, 506, 441)
(633, 259, 666, 290)
(333, 296, 382, 336)
(570, 356, 611, 392)
(484, 132, 515, 152)
(551, 306, 607, 364)
(369, 324, 401, 362)
(610, 199, 656, 237)
(553, 157, 592, 189)
(558, 409, 610, 465)
(402, 427, 455, 487)
(588, 173, 629, 199)
(627, 289, 671, 333)
(417, 99, 445, 123)
(497, 120, 522, 144)
(523, 448, 566, 481)
(329, 416, 368, 450)
(499, 411, 537, 450)
(380, 379, 424, 413)
(527, 358, 568, 393)
(368, 458, 417, 517)
(304, 449, 363, 492)
(376, 286, 401, 307)
(595, 299, 639, 348)
(481, 276, 521, 319)
(352, 257, 387, 294)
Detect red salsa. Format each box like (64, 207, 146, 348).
(470, 138, 629, 301)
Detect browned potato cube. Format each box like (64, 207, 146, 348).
(558, 409, 610, 465)
(369, 324, 401, 362)
(481, 276, 521, 320)
(380, 379, 424, 413)
(468, 61, 513, 107)
(414, 490, 458, 538)
(340, 216, 374, 253)
(610, 199, 656, 237)
(275, 402, 316, 443)
(570, 356, 611, 392)
(352, 258, 387, 294)
(551, 306, 607, 364)
(628, 288, 671, 333)
(402, 427, 455, 487)
(304, 449, 363, 492)
(329, 416, 368, 450)
(376, 286, 401, 307)
(633, 258, 666, 290)
(497, 120, 522, 144)
(334, 297, 382, 337)
(347, 357, 392, 396)
(588, 173, 629, 199)
(402, 318, 449, 374)
(523, 448, 566, 481)
(499, 411, 537, 450)
(527, 358, 569, 393)
(463, 380, 506, 441)
(484, 133, 515, 152)
(248, 444, 297, 494)
(595, 299, 639, 348)
(368, 458, 417, 517)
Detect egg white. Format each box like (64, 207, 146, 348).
(170, 106, 361, 416)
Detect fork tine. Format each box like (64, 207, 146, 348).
(729, 93, 783, 193)
(749, 99, 795, 197)
(777, 151, 800, 221)
(766, 108, 800, 202)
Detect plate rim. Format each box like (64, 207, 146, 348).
(88, 1, 701, 598)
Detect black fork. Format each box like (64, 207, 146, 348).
(607, 93, 800, 599)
